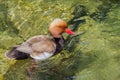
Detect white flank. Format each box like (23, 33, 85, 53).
(30, 52, 53, 60)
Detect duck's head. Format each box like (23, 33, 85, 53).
(49, 18, 75, 38)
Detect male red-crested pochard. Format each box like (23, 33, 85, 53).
(5, 18, 75, 61)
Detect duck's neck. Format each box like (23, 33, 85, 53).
(53, 36, 65, 54)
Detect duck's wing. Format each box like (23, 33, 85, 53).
(26, 35, 53, 44)
(15, 35, 49, 54)
(25, 35, 56, 53)
(31, 39, 56, 53)
(26, 35, 56, 60)
(30, 40, 56, 60)
(16, 42, 33, 54)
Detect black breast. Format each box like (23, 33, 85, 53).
(54, 36, 65, 55)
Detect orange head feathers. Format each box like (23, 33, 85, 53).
(49, 18, 75, 38)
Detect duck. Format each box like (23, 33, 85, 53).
(5, 18, 75, 61)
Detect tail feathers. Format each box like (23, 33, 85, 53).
(5, 47, 30, 60)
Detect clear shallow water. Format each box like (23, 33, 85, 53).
(0, 0, 120, 80)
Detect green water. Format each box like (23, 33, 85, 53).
(0, 0, 120, 80)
